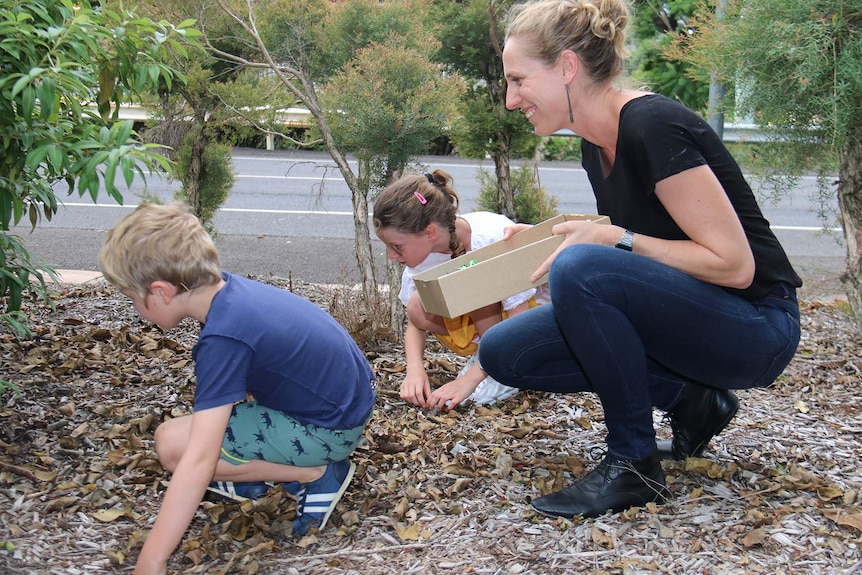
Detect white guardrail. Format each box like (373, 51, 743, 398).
(112, 104, 769, 149)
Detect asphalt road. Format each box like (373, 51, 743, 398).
(12, 148, 848, 300)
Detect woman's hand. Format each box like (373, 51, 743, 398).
(502, 223, 534, 240)
(529, 220, 617, 281)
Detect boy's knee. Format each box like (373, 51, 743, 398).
(153, 420, 183, 472)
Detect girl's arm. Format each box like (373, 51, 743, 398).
(400, 318, 432, 408)
(133, 404, 232, 575)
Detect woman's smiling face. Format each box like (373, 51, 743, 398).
(503, 36, 568, 136)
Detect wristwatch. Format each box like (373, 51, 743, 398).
(615, 229, 634, 251)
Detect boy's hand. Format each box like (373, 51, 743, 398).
(133, 555, 167, 575)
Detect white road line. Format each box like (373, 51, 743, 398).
(56, 202, 843, 231)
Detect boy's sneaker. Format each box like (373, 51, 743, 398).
(292, 459, 356, 536)
(460, 355, 519, 406)
(207, 480, 273, 502)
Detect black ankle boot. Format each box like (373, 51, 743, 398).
(530, 450, 668, 519)
(661, 384, 740, 460)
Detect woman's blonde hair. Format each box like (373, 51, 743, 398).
(373, 169, 468, 258)
(98, 201, 222, 300)
(506, 0, 630, 83)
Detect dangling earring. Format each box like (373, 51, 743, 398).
(565, 84, 574, 123)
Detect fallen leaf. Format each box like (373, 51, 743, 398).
(395, 522, 421, 541)
(742, 526, 768, 548)
(823, 509, 862, 532)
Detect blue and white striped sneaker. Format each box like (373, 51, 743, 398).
(206, 480, 273, 502)
(292, 460, 356, 536)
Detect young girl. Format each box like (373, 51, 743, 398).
(373, 169, 544, 411)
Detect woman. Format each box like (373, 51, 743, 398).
(478, 0, 802, 518)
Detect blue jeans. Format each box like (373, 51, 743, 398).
(478, 244, 800, 461)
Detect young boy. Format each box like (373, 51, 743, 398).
(99, 202, 376, 575)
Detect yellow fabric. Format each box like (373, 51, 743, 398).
(432, 296, 541, 356)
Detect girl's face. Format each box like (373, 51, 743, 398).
(503, 36, 568, 136)
(376, 226, 437, 268)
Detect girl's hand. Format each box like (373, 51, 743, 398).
(400, 370, 432, 408)
(426, 361, 486, 411)
(426, 375, 476, 411)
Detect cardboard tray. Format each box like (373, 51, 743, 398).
(413, 214, 609, 318)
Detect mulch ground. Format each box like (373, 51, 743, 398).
(1, 278, 861, 575)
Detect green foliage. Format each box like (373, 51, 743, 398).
(448, 84, 540, 160)
(435, 0, 540, 161)
(670, 1, 861, 154)
(629, 0, 709, 111)
(317, 0, 432, 75)
(0, 0, 196, 337)
(475, 165, 559, 224)
(667, 0, 860, 196)
(541, 136, 582, 162)
(0, 232, 57, 338)
(321, 41, 464, 189)
(174, 131, 235, 231)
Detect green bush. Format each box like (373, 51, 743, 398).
(541, 136, 582, 162)
(475, 164, 559, 224)
(174, 133, 234, 232)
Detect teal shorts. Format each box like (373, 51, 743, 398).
(220, 401, 372, 467)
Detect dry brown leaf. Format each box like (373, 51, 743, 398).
(92, 507, 134, 522)
(823, 509, 862, 532)
(44, 496, 78, 512)
(395, 522, 421, 541)
(742, 527, 769, 548)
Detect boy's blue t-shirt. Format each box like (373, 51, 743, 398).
(191, 272, 375, 429)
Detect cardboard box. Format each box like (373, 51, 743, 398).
(413, 214, 610, 318)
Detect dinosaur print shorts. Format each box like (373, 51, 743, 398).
(219, 401, 370, 467)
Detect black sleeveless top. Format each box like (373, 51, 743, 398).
(581, 94, 802, 300)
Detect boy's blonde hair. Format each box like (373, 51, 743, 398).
(98, 202, 222, 300)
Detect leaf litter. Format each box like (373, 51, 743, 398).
(1, 279, 860, 575)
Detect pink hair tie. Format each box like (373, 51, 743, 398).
(413, 191, 427, 205)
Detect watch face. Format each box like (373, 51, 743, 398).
(616, 230, 633, 251)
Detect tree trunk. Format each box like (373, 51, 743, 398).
(838, 126, 862, 331)
(186, 125, 205, 218)
(492, 150, 516, 220)
(386, 257, 405, 341)
(352, 159, 377, 302)
(486, 46, 516, 220)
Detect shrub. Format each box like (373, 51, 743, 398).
(475, 164, 559, 224)
(540, 136, 582, 162)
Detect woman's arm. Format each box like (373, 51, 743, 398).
(640, 165, 754, 288)
(528, 165, 754, 289)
